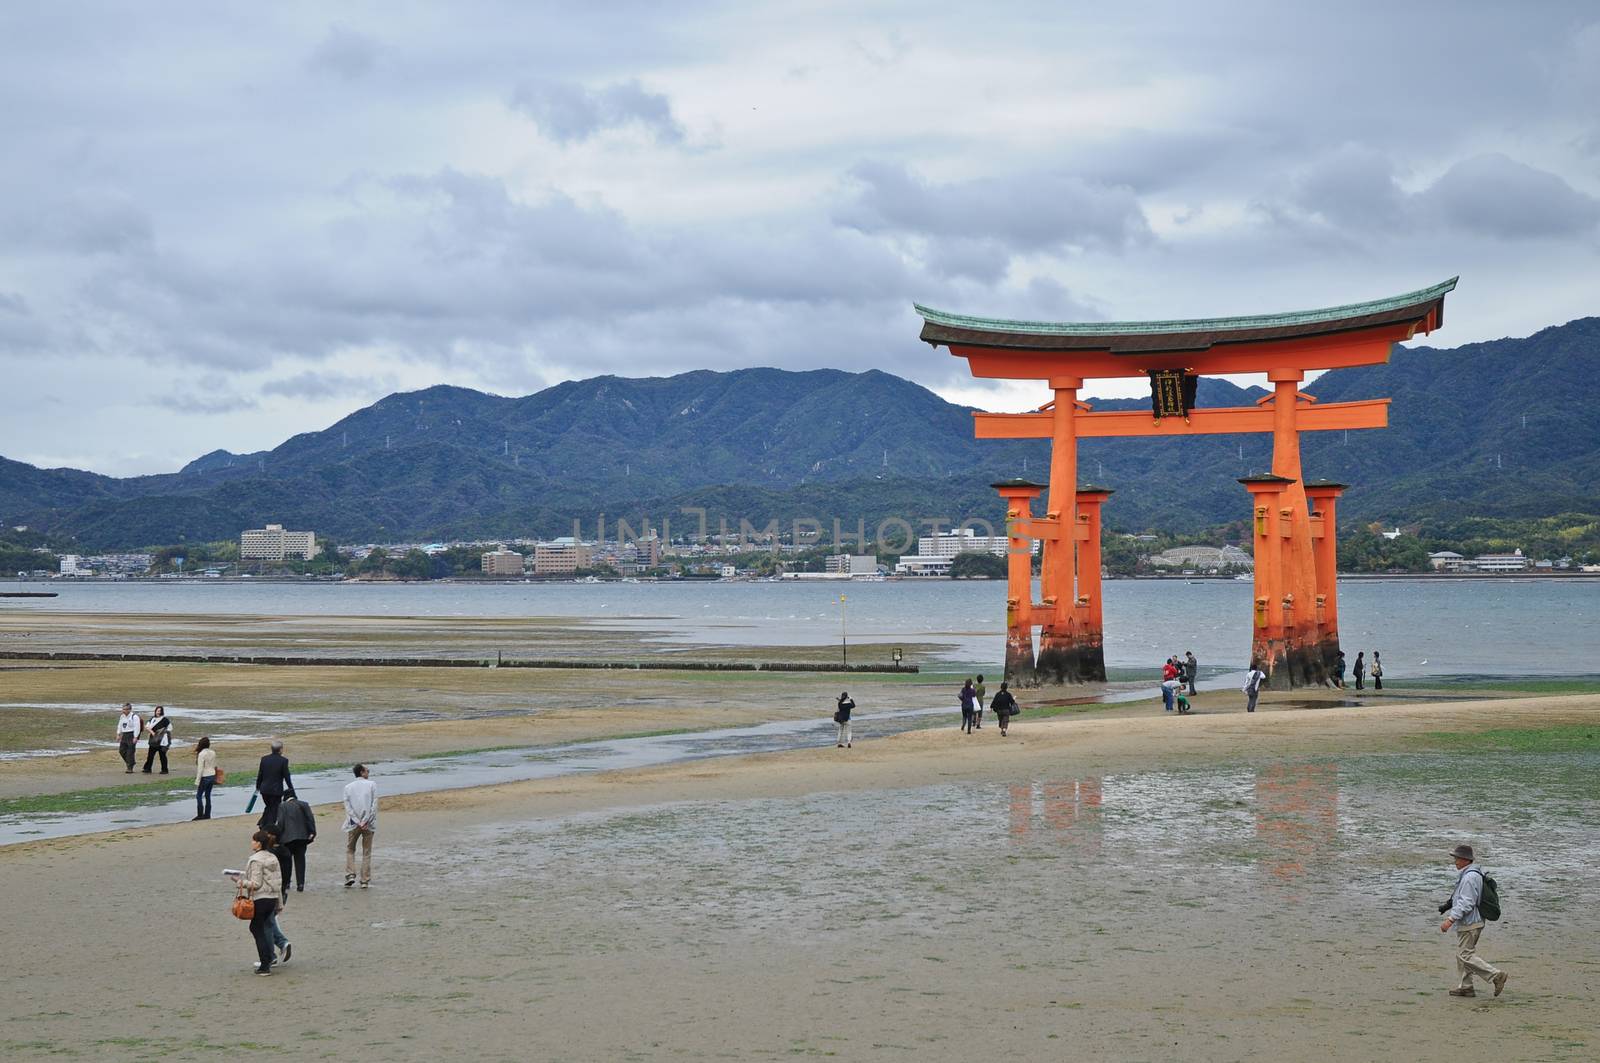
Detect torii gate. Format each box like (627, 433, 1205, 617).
(915, 279, 1455, 689)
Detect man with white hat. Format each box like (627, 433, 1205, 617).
(1440, 843, 1507, 998)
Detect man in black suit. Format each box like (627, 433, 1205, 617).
(255, 740, 294, 828)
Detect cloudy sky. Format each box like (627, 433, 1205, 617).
(3, 1, 1598, 476)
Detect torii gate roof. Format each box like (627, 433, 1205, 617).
(915, 278, 1456, 356)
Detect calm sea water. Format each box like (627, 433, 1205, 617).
(3, 577, 1596, 678)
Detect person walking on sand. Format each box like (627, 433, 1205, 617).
(193, 736, 218, 820)
(343, 764, 378, 888)
(959, 679, 977, 734)
(233, 829, 282, 976)
(1372, 650, 1384, 691)
(254, 740, 294, 829)
(259, 828, 294, 965)
(833, 692, 855, 748)
(991, 682, 1019, 737)
(1242, 660, 1266, 713)
(1352, 651, 1366, 691)
(141, 705, 172, 774)
(273, 790, 317, 893)
(1440, 843, 1507, 998)
(115, 703, 142, 773)
(973, 675, 988, 728)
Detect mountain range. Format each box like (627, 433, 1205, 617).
(3, 317, 1597, 550)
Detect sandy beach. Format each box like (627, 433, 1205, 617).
(3, 689, 1596, 1061)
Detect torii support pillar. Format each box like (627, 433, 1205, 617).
(1267, 370, 1330, 687)
(1072, 486, 1113, 683)
(1305, 480, 1348, 677)
(1240, 474, 1296, 690)
(1036, 377, 1081, 685)
(993, 479, 1046, 686)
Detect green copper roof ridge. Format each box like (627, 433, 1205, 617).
(914, 277, 1458, 337)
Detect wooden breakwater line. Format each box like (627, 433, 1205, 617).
(0, 649, 917, 674)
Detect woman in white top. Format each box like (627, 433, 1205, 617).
(235, 830, 282, 976)
(193, 736, 218, 821)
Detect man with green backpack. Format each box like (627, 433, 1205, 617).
(1439, 843, 1507, 998)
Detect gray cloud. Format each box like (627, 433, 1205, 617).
(1269, 149, 1600, 243)
(1418, 154, 1600, 239)
(509, 78, 684, 145)
(261, 370, 397, 400)
(835, 162, 1150, 281)
(151, 392, 260, 416)
(307, 26, 379, 80)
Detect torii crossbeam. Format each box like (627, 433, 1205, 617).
(915, 278, 1456, 689)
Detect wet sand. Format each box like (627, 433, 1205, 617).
(2, 692, 1596, 1061)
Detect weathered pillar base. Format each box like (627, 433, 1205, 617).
(1006, 627, 1038, 688)
(1318, 635, 1342, 683)
(1035, 628, 1078, 686)
(1285, 639, 1327, 688)
(1074, 632, 1107, 683)
(1254, 635, 1293, 691)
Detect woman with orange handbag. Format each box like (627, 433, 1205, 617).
(235, 830, 282, 976)
(193, 737, 219, 820)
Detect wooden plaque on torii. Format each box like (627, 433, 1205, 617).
(915, 278, 1456, 689)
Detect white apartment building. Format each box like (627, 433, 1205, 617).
(1473, 550, 1528, 573)
(1428, 550, 1469, 572)
(240, 524, 317, 561)
(481, 549, 525, 577)
(824, 554, 878, 575)
(58, 554, 84, 576)
(914, 529, 1013, 558)
(533, 537, 593, 576)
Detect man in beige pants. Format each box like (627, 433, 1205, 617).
(1440, 843, 1507, 998)
(342, 763, 377, 888)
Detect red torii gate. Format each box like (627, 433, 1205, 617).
(915, 279, 1455, 689)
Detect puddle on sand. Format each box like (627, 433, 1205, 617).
(0, 707, 954, 845)
(392, 748, 1599, 940)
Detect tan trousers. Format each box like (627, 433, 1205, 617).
(345, 827, 374, 884)
(1455, 924, 1501, 989)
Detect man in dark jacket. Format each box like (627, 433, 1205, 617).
(273, 790, 317, 893)
(1183, 651, 1199, 696)
(255, 740, 294, 829)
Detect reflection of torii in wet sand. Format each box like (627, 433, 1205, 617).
(915, 279, 1456, 690)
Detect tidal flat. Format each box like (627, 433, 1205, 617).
(2, 694, 1596, 1061)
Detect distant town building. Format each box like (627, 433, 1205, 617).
(481, 548, 525, 577)
(895, 528, 1030, 576)
(824, 554, 878, 575)
(893, 555, 954, 577)
(719, 564, 738, 580)
(533, 537, 592, 576)
(915, 529, 1014, 559)
(58, 554, 84, 576)
(240, 523, 317, 561)
(1428, 550, 1468, 572)
(1473, 550, 1528, 573)
(1149, 545, 1254, 571)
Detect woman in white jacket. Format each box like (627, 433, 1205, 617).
(235, 830, 283, 976)
(193, 737, 217, 820)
